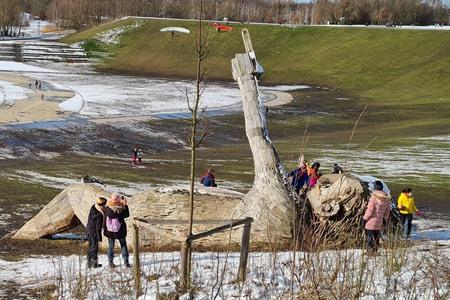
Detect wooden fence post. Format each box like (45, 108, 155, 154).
(133, 224, 142, 297)
(180, 240, 190, 292)
(238, 222, 252, 282)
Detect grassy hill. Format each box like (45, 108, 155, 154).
(63, 18, 450, 109)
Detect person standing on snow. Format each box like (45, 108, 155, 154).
(397, 188, 421, 238)
(104, 193, 130, 268)
(86, 196, 107, 268)
(362, 181, 391, 253)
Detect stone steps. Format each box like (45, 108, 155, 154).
(0, 42, 88, 63)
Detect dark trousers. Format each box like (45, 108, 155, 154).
(400, 213, 413, 236)
(87, 235, 99, 265)
(108, 237, 129, 263)
(366, 230, 380, 252)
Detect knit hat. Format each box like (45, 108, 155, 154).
(96, 196, 107, 205)
(374, 180, 383, 191)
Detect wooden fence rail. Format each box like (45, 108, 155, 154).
(132, 217, 253, 292)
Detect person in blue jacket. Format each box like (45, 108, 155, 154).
(288, 162, 309, 193)
(201, 168, 217, 187)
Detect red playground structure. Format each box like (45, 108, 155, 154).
(212, 22, 233, 32)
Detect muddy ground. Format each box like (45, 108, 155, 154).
(1, 86, 449, 257)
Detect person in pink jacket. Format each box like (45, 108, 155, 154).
(362, 180, 392, 253)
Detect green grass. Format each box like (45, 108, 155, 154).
(62, 18, 450, 109)
(58, 20, 450, 210)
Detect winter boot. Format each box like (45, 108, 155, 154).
(124, 260, 131, 268)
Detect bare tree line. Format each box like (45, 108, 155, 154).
(305, 0, 449, 26)
(1, 0, 449, 35)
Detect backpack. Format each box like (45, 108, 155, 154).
(106, 216, 121, 233)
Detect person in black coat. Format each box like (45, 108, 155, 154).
(104, 193, 130, 268)
(86, 196, 107, 268)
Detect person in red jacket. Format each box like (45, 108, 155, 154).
(362, 181, 391, 253)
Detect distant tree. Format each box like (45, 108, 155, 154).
(0, 0, 24, 37)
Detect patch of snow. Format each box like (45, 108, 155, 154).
(36, 151, 61, 159)
(23, 70, 296, 119)
(95, 21, 144, 45)
(0, 80, 30, 105)
(418, 135, 450, 142)
(12, 170, 79, 189)
(0, 61, 60, 73)
(0, 243, 448, 299)
(303, 139, 450, 181)
(0, 213, 12, 226)
(0, 147, 15, 160)
(59, 93, 84, 113)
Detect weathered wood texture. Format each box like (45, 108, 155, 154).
(13, 184, 108, 240)
(13, 184, 246, 248)
(14, 31, 303, 248)
(231, 52, 297, 245)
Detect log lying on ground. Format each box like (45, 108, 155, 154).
(13, 184, 244, 248)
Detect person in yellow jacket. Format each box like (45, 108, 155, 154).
(397, 188, 421, 238)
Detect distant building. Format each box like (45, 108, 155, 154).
(20, 12, 33, 27)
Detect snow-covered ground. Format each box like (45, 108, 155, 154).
(0, 61, 308, 119)
(0, 61, 60, 73)
(302, 135, 450, 183)
(0, 236, 448, 299)
(0, 80, 30, 105)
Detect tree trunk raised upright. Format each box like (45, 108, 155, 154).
(231, 33, 299, 245)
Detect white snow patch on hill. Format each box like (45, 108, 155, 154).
(95, 21, 144, 45)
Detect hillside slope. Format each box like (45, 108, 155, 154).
(63, 18, 450, 108)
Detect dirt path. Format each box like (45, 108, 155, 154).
(264, 91, 293, 107)
(0, 99, 63, 123)
(0, 73, 73, 124)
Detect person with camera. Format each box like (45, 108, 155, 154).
(104, 193, 130, 268)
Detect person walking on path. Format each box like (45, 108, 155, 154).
(137, 148, 143, 165)
(104, 193, 130, 268)
(86, 196, 107, 268)
(397, 188, 421, 238)
(362, 181, 391, 253)
(200, 168, 217, 187)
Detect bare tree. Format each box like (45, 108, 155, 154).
(180, 0, 209, 292)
